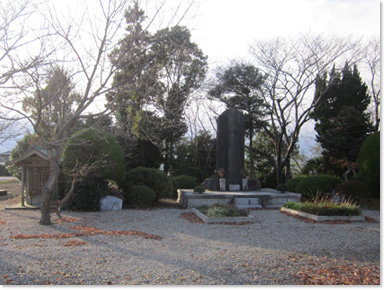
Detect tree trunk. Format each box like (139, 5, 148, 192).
(249, 128, 254, 178)
(39, 153, 60, 225)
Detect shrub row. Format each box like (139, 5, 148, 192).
(122, 167, 200, 208)
(288, 174, 342, 199)
(288, 174, 371, 201)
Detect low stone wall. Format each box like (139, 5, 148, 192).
(191, 208, 256, 224)
(280, 207, 365, 222)
(177, 189, 301, 209)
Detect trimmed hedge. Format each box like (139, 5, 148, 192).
(287, 176, 306, 193)
(172, 175, 198, 196)
(128, 185, 156, 208)
(358, 132, 380, 198)
(123, 167, 172, 203)
(336, 180, 371, 200)
(294, 175, 342, 199)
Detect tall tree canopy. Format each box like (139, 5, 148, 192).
(312, 63, 373, 180)
(208, 62, 266, 177)
(108, 5, 207, 175)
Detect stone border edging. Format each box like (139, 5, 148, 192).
(280, 207, 364, 222)
(191, 208, 256, 224)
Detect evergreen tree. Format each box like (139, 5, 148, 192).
(312, 63, 373, 180)
(208, 62, 267, 177)
(107, 5, 207, 175)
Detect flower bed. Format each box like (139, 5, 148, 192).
(192, 204, 255, 224)
(282, 197, 364, 222)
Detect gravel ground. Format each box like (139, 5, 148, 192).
(0, 207, 380, 285)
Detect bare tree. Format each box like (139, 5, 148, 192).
(0, 0, 42, 146)
(0, 0, 133, 225)
(361, 37, 380, 131)
(249, 34, 358, 184)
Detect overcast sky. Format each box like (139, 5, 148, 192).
(0, 0, 380, 153)
(190, 0, 380, 65)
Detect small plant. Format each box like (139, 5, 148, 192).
(283, 192, 361, 216)
(193, 185, 205, 194)
(207, 206, 227, 217)
(196, 204, 249, 217)
(276, 183, 288, 193)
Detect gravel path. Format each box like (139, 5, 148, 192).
(0, 208, 380, 285)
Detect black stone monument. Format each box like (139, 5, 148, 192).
(216, 108, 245, 190)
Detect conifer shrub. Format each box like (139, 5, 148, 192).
(358, 132, 380, 198)
(336, 180, 371, 200)
(295, 174, 342, 199)
(122, 167, 172, 202)
(128, 185, 156, 208)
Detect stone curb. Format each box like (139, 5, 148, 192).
(280, 207, 365, 222)
(191, 208, 256, 224)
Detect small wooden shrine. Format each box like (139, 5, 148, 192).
(7, 147, 59, 206)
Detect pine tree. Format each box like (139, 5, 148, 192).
(312, 63, 373, 180)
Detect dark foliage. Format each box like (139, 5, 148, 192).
(126, 185, 156, 208)
(358, 132, 380, 198)
(336, 180, 371, 200)
(122, 166, 172, 202)
(295, 175, 342, 199)
(193, 185, 205, 194)
(62, 178, 110, 211)
(0, 164, 10, 176)
(62, 129, 126, 184)
(172, 175, 198, 196)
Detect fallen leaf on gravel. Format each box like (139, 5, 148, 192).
(292, 256, 380, 285)
(62, 239, 88, 247)
(364, 216, 378, 223)
(11, 225, 162, 240)
(0, 220, 5, 225)
(179, 212, 203, 223)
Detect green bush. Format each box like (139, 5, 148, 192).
(0, 164, 10, 176)
(128, 185, 156, 208)
(276, 183, 289, 193)
(336, 180, 371, 200)
(194, 185, 205, 194)
(287, 176, 306, 192)
(123, 167, 172, 202)
(295, 174, 342, 199)
(62, 129, 126, 184)
(358, 132, 380, 198)
(173, 175, 198, 190)
(62, 178, 110, 211)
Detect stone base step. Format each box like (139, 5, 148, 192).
(237, 204, 262, 209)
(235, 198, 262, 209)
